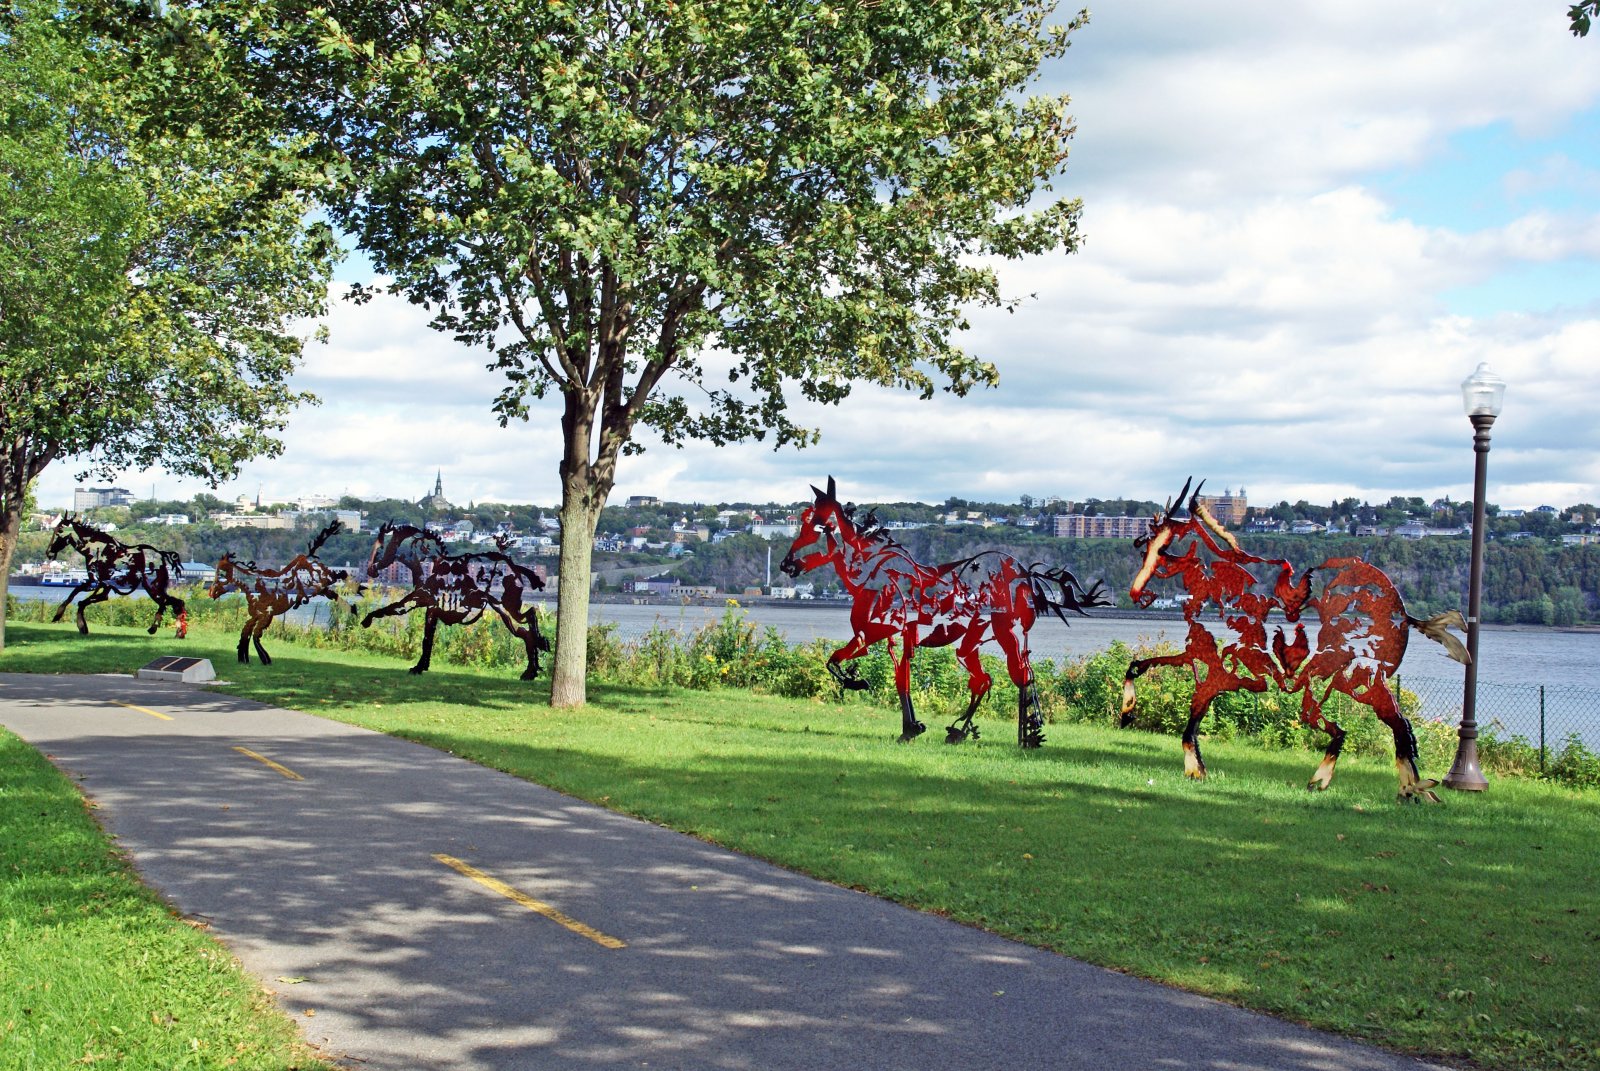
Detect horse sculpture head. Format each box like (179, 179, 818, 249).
(208, 552, 240, 599)
(46, 515, 86, 559)
(780, 476, 859, 578)
(1129, 477, 1203, 607)
(366, 521, 445, 581)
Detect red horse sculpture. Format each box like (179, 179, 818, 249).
(1122, 479, 1469, 801)
(46, 516, 185, 635)
(208, 521, 359, 665)
(780, 477, 1109, 747)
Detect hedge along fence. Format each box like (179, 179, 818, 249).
(10, 590, 1596, 790)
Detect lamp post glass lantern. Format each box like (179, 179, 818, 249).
(1444, 363, 1505, 792)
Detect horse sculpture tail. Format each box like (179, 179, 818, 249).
(1408, 609, 1471, 665)
(1027, 564, 1114, 623)
(160, 548, 184, 576)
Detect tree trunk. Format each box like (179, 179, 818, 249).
(0, 507, 18, 652)
(550, 480, 603, 708)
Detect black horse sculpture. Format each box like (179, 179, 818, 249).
(46, 516, 185, 635)
(362, 522, 550, 679)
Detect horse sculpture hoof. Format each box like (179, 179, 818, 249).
(945, 727, 968, 744)
(1397, 778, 1442, 804)
(897, 722, 927, 743)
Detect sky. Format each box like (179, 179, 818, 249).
(36, 2, 1600, 514)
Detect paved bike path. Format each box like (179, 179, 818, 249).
(0, 673, 1454, 1071)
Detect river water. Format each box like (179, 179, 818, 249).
(13, 584, 1598, 747)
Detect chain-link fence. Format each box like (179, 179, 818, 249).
(1396, 674, 1600, 770)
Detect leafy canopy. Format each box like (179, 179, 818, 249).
(154, 0, 1085, 459)
(0, 0, 336, 499)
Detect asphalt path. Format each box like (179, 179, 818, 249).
(0, 672, 1456, 1071)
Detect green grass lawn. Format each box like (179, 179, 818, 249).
(4, 619, 1600, 1070)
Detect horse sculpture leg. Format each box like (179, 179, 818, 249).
(1297, 689, 1346, 791)
(74, 587, 112, 635)
(413, 612, 439, 674)
(825, 632, 878, 691)
(891, 636, 925, 743)
(52, 584, 93, 629)
(1017, 682, 1046, 748)
(946, 637, 991, 743)
(1119, 653, 1189, 727)
(518, 618, 551, 680)
(1366, 682, 1440, 803)
(991, 617, 1044, 748)
(251, 617, 273, 665)
(146, 590, 184, 635)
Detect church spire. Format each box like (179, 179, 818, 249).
(434, 470, 443, 498)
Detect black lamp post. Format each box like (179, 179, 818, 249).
(1444, 362, 1506, 792)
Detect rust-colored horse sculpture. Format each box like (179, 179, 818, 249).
(780, 477, 1109, 747)
(46, 516, 185, 635)
(1122, 478, 1469, 801)
(208, 521, 359, 664)
(362, 522, 550, 679)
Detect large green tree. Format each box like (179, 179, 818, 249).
(155, 0, 1087, 705)
(0, 3, 336, 649)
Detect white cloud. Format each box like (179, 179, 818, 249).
(31, 0, 1600, 517)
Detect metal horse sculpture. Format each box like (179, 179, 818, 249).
(361, 522, 550, 679)
(208, 521, 359, 665)
(45, 515, 186, 635)
(1122, 478, 1470, 801)
(780, 477, 1110, 747)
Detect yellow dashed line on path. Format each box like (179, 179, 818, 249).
(233, 746, 305, 781)
(433, 853, 625, 949)
(113, 701, 172, 721)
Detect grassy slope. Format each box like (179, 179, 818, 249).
(4, 621, 1599, 1071)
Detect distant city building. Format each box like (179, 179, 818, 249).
(147, 513, 190, 526)
(628, 495, 662, 508)
(211, 513, 294, 530)
(628, 575, 676, 596)
(73, 486, 135, 510)
(1052, 514, 1152, 539)
(1196, 487, 1248, 527)
(670, 583, 718, 598)
(750, 522, 798, 540)
(418, 470, 452, 512)
(1394, 522, 1468, 540)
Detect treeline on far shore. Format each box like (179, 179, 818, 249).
(14, 515, 1600, 626)
(676, 527, 1600, 626)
